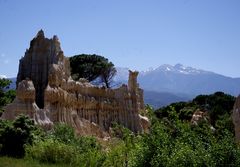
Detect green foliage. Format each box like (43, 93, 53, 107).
(109, 124, 136, 167)
(0, 156, 69, 167)
(26, 123, 104, 166)
(0, 78, 16, 116)
(0, 115, 37, 158)
(193, 91, 235, 125)
(26, 139, 77, 164)
(156, 92, 235, 134)
(0, 92, 239, 166)
(129, 102, 240, 166)
(49, 123, 75, 144)
(26, 138, 104, 167)
(103, 141, 126, 167)
(69, 54, 116, 88)
(133, 112, 240, 167)
(210, 131, 240, 166)
(48, 123, 100, 152)
(155, 101, 197, 121)
(76, 136, 100, 153)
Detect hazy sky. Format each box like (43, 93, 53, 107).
(0, 0, 240, 78)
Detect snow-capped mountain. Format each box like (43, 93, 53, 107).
(139, 64, 240, 96)
(115, 64, 240, 107)
(141, 64, 213, 76)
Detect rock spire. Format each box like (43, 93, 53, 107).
(2, 30, 148, 137)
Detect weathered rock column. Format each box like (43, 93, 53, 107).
(2, 30, 149, 137)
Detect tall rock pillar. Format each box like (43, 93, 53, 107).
(16, 30, 68, 109)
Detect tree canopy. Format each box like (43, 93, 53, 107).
(69, 54, 116, 88)
(0, 78, 16, 116)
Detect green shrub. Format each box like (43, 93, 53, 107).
(0, 115, 36, 157)
(26, 138, 77, 164)
(26, 123, 104, 166)
(131, 106, 240, 167)
(75, 136, 100, 153)
(49, 123, 100, 153)
(26, 138, 105, 166)
(0, 78, 16, 116)
(49, 123, 75, 144)
(103, 141, 126, 167)
(76, 149, 105, 167)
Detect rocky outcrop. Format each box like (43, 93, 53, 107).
(191, 110, 208, 125)
(3, 79, 53, 129)
(2, 30, 148, 137)
(233, 95, 240, 142)
(17, 30, 69, 109)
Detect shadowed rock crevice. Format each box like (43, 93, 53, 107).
(16, 30, 62, 109)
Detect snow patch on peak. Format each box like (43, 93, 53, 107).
(166, 67, 171, 71)
(156, 64, 174, 71)
(154, 64, 213, 75)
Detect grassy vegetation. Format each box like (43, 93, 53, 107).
(0, 157, 68, 167)
(1, 79, 240, 166)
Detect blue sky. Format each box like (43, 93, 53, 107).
(0, 0, 240, 78)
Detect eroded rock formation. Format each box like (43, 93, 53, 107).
(2, 30, 148, 137)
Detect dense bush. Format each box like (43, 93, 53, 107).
(26, 123, 104, 166)
(0, 78, 16, 116)
(48, 123, 100, 153)
(193, 91, 235, 125)
(48, 123, 75, 144)
(155, 101, 197, 121)
(1, 92, 239, 166)
(0, 115, 37, 157)
(132, 110, 240, 167)
(26, 139, 77, 164)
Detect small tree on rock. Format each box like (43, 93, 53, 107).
(69, 54, 116, 88)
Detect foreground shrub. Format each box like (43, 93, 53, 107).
(103, 141, 126, 167)
(49, 123, 101, 152)
(26, 123, 104, 166)
(25, 139, 77, 164)
(26, 138, 105, 166)
(0, 115, 36, 158)
(132, 113, 240, 167)
(49, 123, 75, 144)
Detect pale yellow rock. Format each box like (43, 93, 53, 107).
(1, 30, 149, 138)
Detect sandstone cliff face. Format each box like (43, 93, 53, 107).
(17, 30, 69, 109)
(233, 95, 240, 142)
(2, 30, 148, 137)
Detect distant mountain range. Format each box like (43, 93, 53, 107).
(5, 64, 240, 109)
(116, 64, 240, 108)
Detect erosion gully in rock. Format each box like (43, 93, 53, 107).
(1, 30, 149, 138)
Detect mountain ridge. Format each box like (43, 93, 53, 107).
(116, 64, 240, 96)
(5, 64, 240, 108)
(115, 64, 240, 108)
